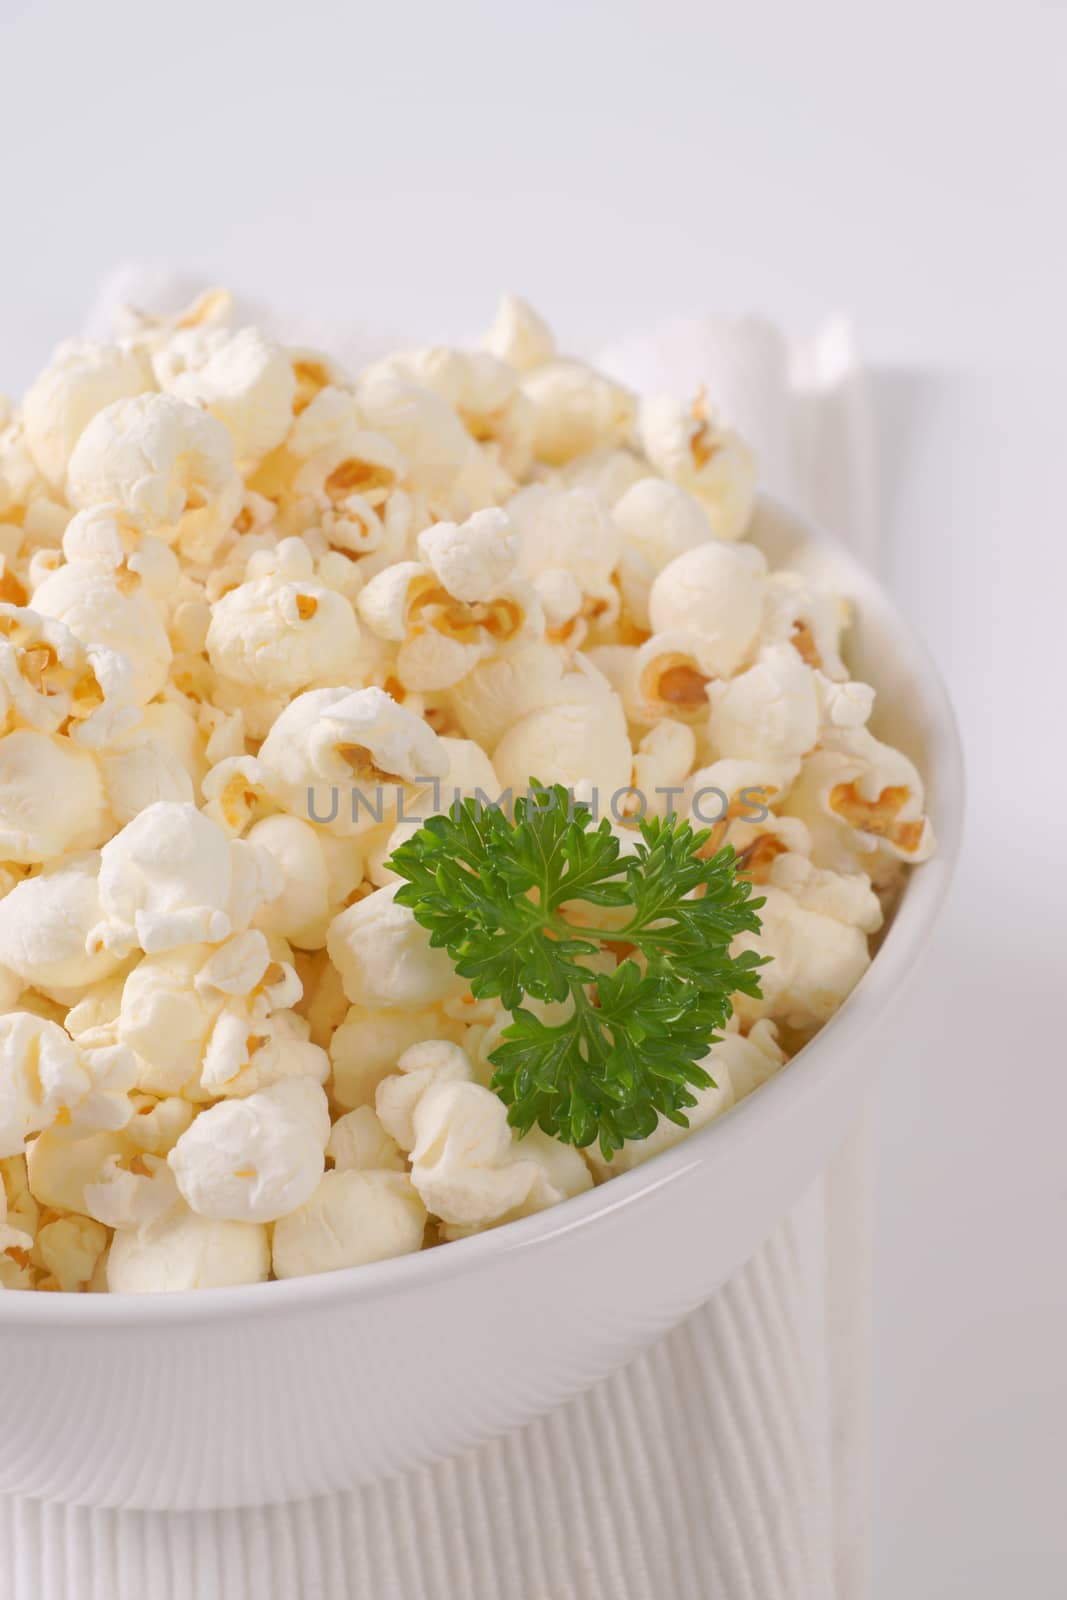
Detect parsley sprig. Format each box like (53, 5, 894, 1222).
(387, 783, 767, 1160)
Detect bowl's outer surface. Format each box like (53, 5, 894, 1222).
(0, 497, 963, 1508)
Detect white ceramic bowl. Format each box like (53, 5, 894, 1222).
(0, 497, 963, 1510)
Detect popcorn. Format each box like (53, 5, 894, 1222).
(31, 556, 172, 706)
(730, 885, 873, 1031)
(625, 631, 721, 726)
(492, 694, 633, 800)
(327, 1106, 405, 1173)
(639, 392, 757, 540)
(257, 685, 449, 838)
(34, 1213, 109, 1293)
(329, 1006, 466, 1111)
(375, 1038, 475, 1151)
(0, 729, 109, 862)
(154, 326, 296, 465)
(247, 814, 333, 947)
(0, 851, 124, 997)
(507, 485, 622, 629)
(206, 536, 361, 699)
(613, 478, 712, 628)
(90, 801, 282, 957)
(106, 1204, 270, 1292)
(328, 884, 468, 1011)
(448, 641, 605, 750)
(648, 541, 766, 677)
(21, 339, 150, 490)
(357, 548, 540, 694)
(353, 370, 474, 498)
(0, 290, 934, 1291)
(272, 1166, 425, 1279)
(481, 294, 556, 373)
(67, 393, 243, 561)
(416, 508, 518, 602)
(522, 360, 636, 466)
(706, 645, 820, 763)
(168, 1078, 330, 1223)
(407, 1078, 592, 1231)
(761, 571, 851, 681)
(0, 1012, 135, 1158)
(779, 725, 935, 876)
(117, 930, 324, 1100)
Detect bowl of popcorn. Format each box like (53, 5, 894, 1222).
(0, 292, 961, 1508)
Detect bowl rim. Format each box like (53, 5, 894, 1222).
(0, 493, 964, 1329)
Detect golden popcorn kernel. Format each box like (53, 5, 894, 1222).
(325, 458, 395, 502)
(337, 743, 405, 785)
(790, 620, 822, 668)
(830, 781, 926, 853)
(291, 358, 332, 416)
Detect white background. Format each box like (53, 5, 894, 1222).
(1, 1, 1064, 1595)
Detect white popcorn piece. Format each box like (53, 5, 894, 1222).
(83, 1149, 181, 1233)
(374, 346, 532, 478)
(0, 851, 124, 996)
(508, 485, 621, 614)
(0, 729, 109, 863)
(206, 536, 361, 698)
(90, 801, 281, 957)
(34, 1213, 110, 1293)
(106, 1204, 270, 1293)
(706, 644, 821, 763)
(0, 1012, 135, 1159)
(779, 724, 935, 875)
(272, 1167, 425, 1279)
(416, 508, 518, 602)
(329, 1005, 466, 1112)
(630, 718, 697, 818)
(639, 392, 757, 540)
(67, 393, 243, 561)
(407, 1078, 592, 1230)
(99, 719, 197, 826)
(613, 478, 712, 628)
(731, 885, 873, 1031)
(117, 929, 322, 1100)
(327, 1106, 405, 1173)
(683, 756, 800, 837)
(21, 339, 150, 490)
(247, 814, 333, 948)
(0, 602, 136, 744)
(765, 852, 884, 935)
(481, 294, 556, 373)
(761, 571, 851, 681)
(328, 884, 467, 1012)
(556, 447, 650, 509)
(257, 685, 449, 838)
(522, 360, 636, 466)
(31, 558, 172, 706)
(26, 1127, 129, 1214)
(624, 631, 721, 726)
(491, 693, 633, 802)
(446, 641, 584, 749)
(354, 370, 473, 497)
(648, 541, 766, 677)
(375, 1038, 475, 1152)
(154, 326, 296, 465)
(168, 1078, 330, 1224)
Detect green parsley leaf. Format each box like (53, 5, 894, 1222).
(387, 781, 767, 1161)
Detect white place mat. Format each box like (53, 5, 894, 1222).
(0, 278, 875, 1600)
